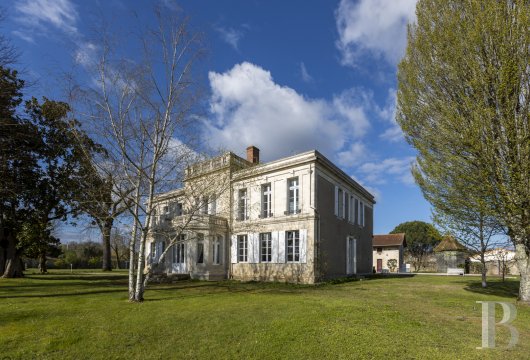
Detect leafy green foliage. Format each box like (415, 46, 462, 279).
(0, 65, 102, 277)
(397, 0, 530, 300)
(390, 221, 442, 271)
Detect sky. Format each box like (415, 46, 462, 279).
(3, 0, 432, 238)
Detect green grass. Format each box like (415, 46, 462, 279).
(1, 271, 529, 359)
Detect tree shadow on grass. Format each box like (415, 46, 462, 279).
(462, 279, 519, 299)
(0, 288, 126, 299)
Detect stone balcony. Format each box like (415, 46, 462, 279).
(154, 213, 228, 232)
(184, 152, 250, 179)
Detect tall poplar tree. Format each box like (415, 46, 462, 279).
(397, 0, 530, 301)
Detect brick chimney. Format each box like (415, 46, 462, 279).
(246, 145, 260, 164)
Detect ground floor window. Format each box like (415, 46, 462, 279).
(197, 242, 204, 264)
(213, 235, 222, 265)
(286, 230, 300, 262)
(173, 242, 185, 264)
(238, 235, 248, 262)
(260, 233, 272, 262)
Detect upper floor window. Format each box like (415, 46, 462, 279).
(286, 230, 300, 262)
(163, 205, 169, 214)
(348, 196, 354, 223)
(338, 188, 343, 218)
(260, 233, 272, 262)
(238, 189, 248, 220)
(175, 203, 183, 216)
(288, 177, 299, 215)
(201, 196, 209, 215)
(261, 183, 272, 218)
(358, 201, 365, 227)
(237, 234, 248, 262)
(209, 194, 217, 215)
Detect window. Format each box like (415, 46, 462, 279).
(348, 195, 354, 222)
(338, 188, 344, 218)
(237, 235, 248, 262)
(376, 247, 382, 254)
(260, 233, 272, 262)
(358, 201, 365, 227)
(288, 178, 299, 214)
(197, 242, 204, 264)
(261, 183, 272, 218)
(286, 230, 300, 262)
(213, 236, 222, 265)
(238, 189, 248, 220)
(344, 191, 350, 219)
(150, 242, 155, 261)
(175, 203, 183, 216)
(201, 196, 209, 214)
(173, 243, 185, 263)
(163, 205, 169, 214)
(209, 194, 217, 215)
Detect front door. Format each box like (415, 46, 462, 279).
(172, 243, 187, 273)
(377, 259, 383, 273)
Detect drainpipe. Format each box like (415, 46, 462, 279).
(309, 163, 321, 282)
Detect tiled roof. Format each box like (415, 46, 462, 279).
(434, 236, 467, 252)
(373, 233, 406, 247)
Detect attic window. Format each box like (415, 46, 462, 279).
(377, 247, 382, 253)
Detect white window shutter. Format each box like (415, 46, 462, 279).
(271, 231, 279, 263)
(300, 229, 307, 263)
(334, 186, 339, 216)
(249, 233, 259, 263)
(278, 231, 286, 263)
(230, 235, 237, 263)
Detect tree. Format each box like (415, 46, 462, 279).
(18, 221, 61, 274)
(0, 65, 100, 278)
(397, 0, 530, 301)
(390, 221, 442, 272)
(72, 7, 206, 301)
(0, 8, 19, 66)
(387, 259, 397, 273)
(110, 229, 129, 269)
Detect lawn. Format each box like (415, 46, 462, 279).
(0, 271, 528, 359)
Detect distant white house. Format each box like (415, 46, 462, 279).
(469, 248, 519, 276)
(146, 146, 376, 283)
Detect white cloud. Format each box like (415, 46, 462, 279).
(15, 0, 78, 34)
(299, 62, 313, 83)
(74, 42, 97, 67)
(358, 157, 416, 185)
(337, 142, 367, 167)
(203, 62, 373, 163)
(11, 30, 35, 43)
(377, 89, 403, 142)
(335, 0, 417, 66)
(215, 26, 244, 51)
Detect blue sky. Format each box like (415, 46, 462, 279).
(4, 0, 431, 237)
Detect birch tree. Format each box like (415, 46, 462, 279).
(397, 0, 530, 301)
(75, 8, 205, 301)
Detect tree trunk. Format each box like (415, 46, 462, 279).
(480, 252, 487, 288)
(1, 231, 23, 278)
(38, 253, 48, 274)
(515, 244, 530, 303)
(0, 244, 5, 277)
(101, 219, 113, 271)
(114, 246, 121, 269)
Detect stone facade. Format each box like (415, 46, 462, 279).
(147, 148, 375, 283)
